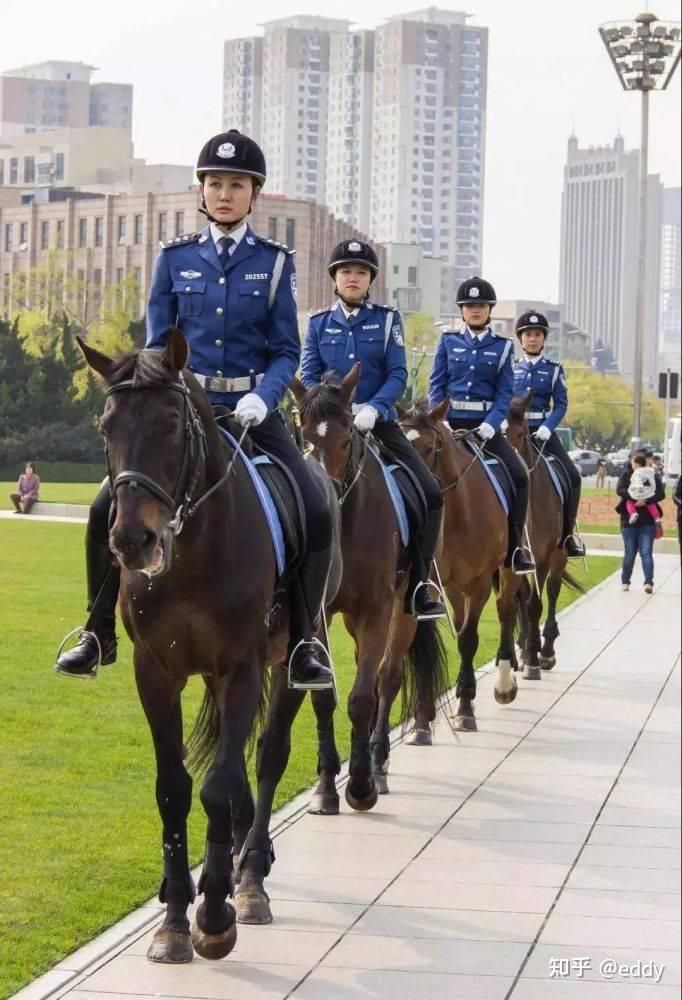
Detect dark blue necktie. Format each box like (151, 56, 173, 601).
(217, 236, 235, 268)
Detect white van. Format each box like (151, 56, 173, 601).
(664, 417, 681, 481)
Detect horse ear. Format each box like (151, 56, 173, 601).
(522, 389, 534, 409)
(76, 336, 116, 380)
(429, 396, 451, 425)
(395, 401, 407, 420)
(162, 327, 189, 374)
(340, 362, 361, 403)
(290, 377, 307, 403)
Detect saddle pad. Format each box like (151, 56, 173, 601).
(369, 449, 410, 548)
(463, 439, 510, 515)
(218, 427, 286, 577)
(541, 453, 566, 502)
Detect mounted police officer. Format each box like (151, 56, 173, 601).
(55, 129, 334, 689)
(301, 239, 446, 620)
(513, 311, 585, 558)
(429, 277, 536, 575)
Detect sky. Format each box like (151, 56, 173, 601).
(1, 0, 680, 302)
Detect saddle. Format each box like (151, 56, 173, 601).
(214, 412, 305, 579)
(460, 435, 515, 516)
(532, 442, 570, 503)
(370, 437, 428, 545)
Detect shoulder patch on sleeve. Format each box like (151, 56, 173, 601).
(160, 232, 200, 250)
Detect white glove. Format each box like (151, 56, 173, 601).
(235, 393, 268, 427)
(353, 405, 378, 433)
(475, 422, 495, 441)
(534, 425, 551, 442)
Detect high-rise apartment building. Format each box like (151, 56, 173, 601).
(0, 61, 132, 136)
(559, 135, 662, 385)
(222, 38, 263, 139)
(659, 187, 681, 361)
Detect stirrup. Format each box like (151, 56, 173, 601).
(410, 579, 447, 621)
(563, 532, 586, 556)
(287, 637, 335, 691)
(54, 626, 102, 680)
(511, 546, 536, 576)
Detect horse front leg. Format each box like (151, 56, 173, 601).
(192, 662, 263, 961)
(345, 612, 387, 811)
(540, 552, 565, 669)
(454, 574, 493, 725)
(135, 661, 194, 965)
(235, 666, 306, 925)
(495, 568, 521, 706)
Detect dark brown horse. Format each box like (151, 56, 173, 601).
(382, 398, 520, 743)
(78, 329, 340, 964)
(505, 393, 583, 678)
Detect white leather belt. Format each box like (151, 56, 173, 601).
(451, 400, 493, 412)
(527, 411, 548, 420)
(193, 372, 264, 394)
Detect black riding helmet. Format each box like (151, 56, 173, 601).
(456, 276, 497, 307)
(516, 311, 550, 337)
(328, 240, 379, 282)
(196, 129, 267, 185)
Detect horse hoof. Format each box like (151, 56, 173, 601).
(494, 683, 518, 705)
(345, 781, 379, 812)
(374, 771, 390, 796)
(523, 665, 542, 681)
(406, 728, 433, 746)
(146, 929, 193, 964)
(308, 792, 340, 815)
(453, 715, 478, 732)
(539, 655, 556, 670)
(235, 890, 273, 925)
(190, 918, 238, 961)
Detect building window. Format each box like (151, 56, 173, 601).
(158, 213, 167, 242)
(78, 218, 88, 248)
(408, 266, 417, 286)
(41, 220, 50, 249)
(94, 217, 104, 247)
(0, 161, 4, 185)
(268, 217, 278, 241)
(134, 214, 143, 244)
(4, 224, 13, 252)
(56, 220, 64, 249)
(24, 156, 35, 183)
(175, 211, 184, 236)
(117, 215, 126, 245)
(55, 153, 65, 181)
(9, 159, 18, 184)
(19, 222, 28, 248)
(285, 218, 296, 248)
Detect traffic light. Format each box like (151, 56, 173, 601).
(659, 371, 680, 399)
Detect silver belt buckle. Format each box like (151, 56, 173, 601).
(209, 375, 228, 393)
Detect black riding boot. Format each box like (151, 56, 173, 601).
(408, 507, 446, 620)
(288, 544, 334, 690)
(562, 488, 586, 557)
(55, 537, 119, 679)
(507, 482, 536, 575)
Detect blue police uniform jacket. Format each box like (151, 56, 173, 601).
(301, 300, 408, 422)
(512, 356, 568, 433)
(146, 224, 299, 412)
(428, 327, 514, 431)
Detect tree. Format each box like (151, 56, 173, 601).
(403, 312, 439, 402)
(565, 365, 664, 450)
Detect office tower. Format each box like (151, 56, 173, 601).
(222, 38, 263, 139)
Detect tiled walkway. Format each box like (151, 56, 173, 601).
(15, 556, 681, 1000)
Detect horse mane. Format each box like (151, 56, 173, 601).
(299, 372, 351, 425)
(401, 398, 434, 431)
(107, 348, 179, 389)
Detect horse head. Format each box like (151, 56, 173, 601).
(290, 365, 361, 484)
(398, 397, 451, 471)
(79, 327, 209, 577)
(505, 390, 533, 454)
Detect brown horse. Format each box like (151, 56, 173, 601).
(383, 398, 520, 743)
(78, 329, 341, 964)
(505, 393, 583, 678)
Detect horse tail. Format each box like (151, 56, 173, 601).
(560, 567, 586, 595)
(400, 619, 451, 728)
(186, 673, 271, 775)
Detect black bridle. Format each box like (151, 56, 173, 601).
(104, 376, 231, 535)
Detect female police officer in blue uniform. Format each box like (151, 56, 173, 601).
(429, 276, 536, 575)
(512, 311, 585, 558)
(301, 239, 446, 620)
(55, 130, 334, 689)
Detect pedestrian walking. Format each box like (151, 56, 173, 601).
(9, 462, 39, 514)
(616, 453, 665, 594)
(596, 458, 606, 489)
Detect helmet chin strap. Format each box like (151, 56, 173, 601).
(333, 283, 370, 310)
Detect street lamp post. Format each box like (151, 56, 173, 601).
(599, 12, 681, 447)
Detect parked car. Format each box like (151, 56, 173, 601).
(568, 449, 602, 477)
(605, 448, 631, 477)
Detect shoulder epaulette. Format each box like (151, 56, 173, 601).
(160, 232, 201, 250)
(309, 306, 331, 318)
(256, 234, 296, 255)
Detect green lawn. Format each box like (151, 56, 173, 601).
(0, 519, 616, 998)
(1, 481, 100, 507)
